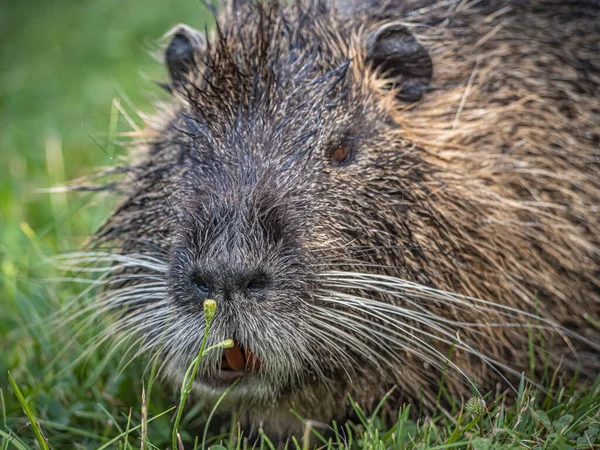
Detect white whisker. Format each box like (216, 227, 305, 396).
(314, 297, 485, 394)
(321, 271, 597, 351)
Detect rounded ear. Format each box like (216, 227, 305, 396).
(366, 23, 433, 103)
(164, 24, 205, 88)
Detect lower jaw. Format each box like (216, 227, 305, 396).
(194, 373, 285, 406)
(201, 370, 248, 388)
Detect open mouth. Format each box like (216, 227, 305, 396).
(212, 342, 261, 384)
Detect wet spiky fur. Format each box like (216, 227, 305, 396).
(71, 0, 600, 439)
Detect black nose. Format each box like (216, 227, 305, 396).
(190, 272, 212, 298)
(239, 273, 270, 291)
(190, 269, 270, 301)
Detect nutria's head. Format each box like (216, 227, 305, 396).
(115, 3, 436, 404)
(84, 0, 600, 427)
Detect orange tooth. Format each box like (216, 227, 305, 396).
(224, 343, 245, 371)
(245, 347, 261, 370)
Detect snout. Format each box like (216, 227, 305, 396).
(164, 180, 319, 394)
(188, 266, 272, 303)
(168, 189, 312, 309)
(165, 237, 318, 393)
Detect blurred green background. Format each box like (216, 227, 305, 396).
(0, 0, 211, 253)
(0, 1, 212, 446)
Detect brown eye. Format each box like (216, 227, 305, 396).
(330, 140, 353, 166)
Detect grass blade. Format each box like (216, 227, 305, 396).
(7, 372, 49, 450)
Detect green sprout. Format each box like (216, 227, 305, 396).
(171, 299, 230, 450)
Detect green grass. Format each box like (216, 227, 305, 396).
(1, 1, 600, 448)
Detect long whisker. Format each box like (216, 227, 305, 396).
(314, 296, 488, 395)
(320, 271, 597, 351)
(311, 306, 445, 374)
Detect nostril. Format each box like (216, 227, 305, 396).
(191, 271, 211, 297)
(242, 273, 270, 291)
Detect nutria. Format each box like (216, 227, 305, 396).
(73, 0, 600, 439)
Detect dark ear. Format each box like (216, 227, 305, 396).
(366, 23, 433, 103)
(164, 24, 204, 88)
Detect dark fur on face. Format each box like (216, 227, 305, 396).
(82, 0, 600, 438)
